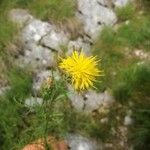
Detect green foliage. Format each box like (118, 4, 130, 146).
(130, 103, 150, 150)
(16, 0, 76, 22)
(6, 67, 33, 101)
(0, 17, 18, 50)
(117, 17, 150, 50)
(113, 63, 150, 102)
(116, 4, 135, 21)
(113, 82, 132, 102)
(94, 15, 150, 54)
(0, 0, 19, 52)
(0, 67, 32, 150)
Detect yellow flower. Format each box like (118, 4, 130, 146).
(59, 51, 103, 90)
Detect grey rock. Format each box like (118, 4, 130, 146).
(68, 85, 114, 113)
(124, 115, 133, 126)
(84, 90, 114, 113)
(9, 9, 33, 26)
(21, 19, 52, 49)
(18, 45, 56, 69)
(66, 134, 102, 150)
(33, 70, 51, 93)
(0, 86, 10, 96)
(25, 97, 43, 107)
(100, 117, 109, 124)
(84, 90, 105, 112)
(21, 17, 69, 52)
(40, 30, 69, 52)
(76, 0, 117, 39)
(133, 50, 150, 60)
(67, 38, 91, 56)
(97, 0, 114, 7)
(32, 69, 61, 94)
(67, 85, 85, 111)
(103, 90, 114, 106)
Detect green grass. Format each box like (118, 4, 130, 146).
(0, 67, 32, 150)
(116, 3, 135, 21)
(93, 15, 150, 53)
(0, 17, 18, 53)
(117, 17, 150, 50)
(129, 99, 150, 149)
(16, 0, 76, 22)
(93, 13, 150, 91)
(0, 0, 19, 52)
(0, 74, 114, 149)
(6, 67, 33, 101)
(113, 63, 150, 103)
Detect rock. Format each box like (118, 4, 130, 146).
(124, 115, 132, 126)
(21, 16, 69, 52)
(9, 9, 33, 26)
(67, 85, 85, 111)
(25, 97, 43, 107)
(103, 90, 114, 106)
(65, 134, 102, 150)
(68, 85, 114, 113)
(84, 90, 114, 113)
(32, 70, 51, 94)
(113, 0, 131, 8)
(76, 0, 117, 39)
(21, 19, 52, 49)
(133, 49, 150, 60)
(67, 38, 91, 56)
(84, 90, 105, 112)
(40, 30, 69, 52)
(0, 86, 10, 96)
(18, 45, 56, 69)
(100, 117, 108, 124)
(97, 0, 114, 7)
(32, 70, 61, 94)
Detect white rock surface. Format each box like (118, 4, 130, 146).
(76, 0, 117, 39)
(124, 115, 133, 126)
(84, 90, 114, 113)
(0, 86, 10, 96)
(100, 117, 109, 124)
(25, 97, 43, 107)
(68, 85, 114, 113)
(67, 85, 85, 111)
(32, 70, 51, 93)
(133, 50, 150, 60)
(18, 45, 56, 69)
(21, 17, 69, 52)
(40, 30, 69, 52)
(67, 38, 91, 56)
(21, 19, 52, 49)
(66, 134, 102, 150)
(32, 70, 61, 94)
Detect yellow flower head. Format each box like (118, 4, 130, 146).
(59, 51, 103, 90)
